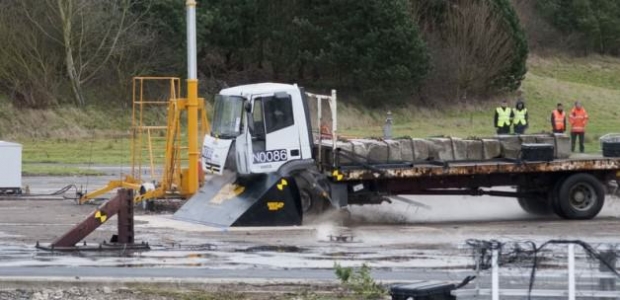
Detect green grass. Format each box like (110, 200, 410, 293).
(5, 54, 620, 171)
(336, 54, 620, 153)
(136, 287, 358, 300)
(20, 138, 133, 165)
(22, 164, 105, 176)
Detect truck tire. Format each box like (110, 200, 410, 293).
(295, 172, 326, 217)
(516, 187, 553, 216)
(548, 178, 567, 218)
(557, 173, 605, 220)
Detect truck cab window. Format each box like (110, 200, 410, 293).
(264, 95, 294, 133)
(252, 98, 265, 137)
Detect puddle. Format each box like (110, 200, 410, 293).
(240, 245, 305, 253)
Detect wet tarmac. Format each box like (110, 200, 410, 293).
(2, 174, 620, 291)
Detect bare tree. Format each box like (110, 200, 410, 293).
(412, 0, 518, 101)
(0, 1, 63, 107)
(22, 0, 145, 106)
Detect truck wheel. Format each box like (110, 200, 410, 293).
(549, 179, 567, 218)
(557, 173, 605, 220)
(295, 173, 326, 216)
(516, 187, 552, 215)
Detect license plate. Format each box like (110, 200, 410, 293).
(202, 146, 214, 161)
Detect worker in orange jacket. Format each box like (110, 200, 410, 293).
(569, 101, 589, 153)
(550, 103, 566, 134)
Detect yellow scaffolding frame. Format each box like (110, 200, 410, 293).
(79, 77, 209, 204)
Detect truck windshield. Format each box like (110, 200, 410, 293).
(211, 95, 244, 139)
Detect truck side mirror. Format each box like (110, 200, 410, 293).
(244, 101, 252, 113)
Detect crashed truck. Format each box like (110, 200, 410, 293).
(172, 83, 620, 227)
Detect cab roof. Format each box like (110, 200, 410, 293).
(219, 83, 298, 97)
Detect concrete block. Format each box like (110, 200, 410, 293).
(482, 139, 502, 159)
(451, 138, 468, 161)
(385, 139, 402, 162)
(555, 134, 571, 158)
(498, 135, 521, 159)
(413, 139, 432, 160)
(398, 139, 413, 162)
(429, 138, 454, 161)
(466, 140, 484, 160)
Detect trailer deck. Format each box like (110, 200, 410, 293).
(330, 157, 620, 181)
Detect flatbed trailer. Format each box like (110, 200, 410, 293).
(321, 152, 620, 220)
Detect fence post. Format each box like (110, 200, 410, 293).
(492, 249, 499, 300)
(383, 111, 392, 139)
(598, 249, 617, 300)
(568, 244, 576, 300)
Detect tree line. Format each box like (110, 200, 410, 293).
(0, 0, 607, 109)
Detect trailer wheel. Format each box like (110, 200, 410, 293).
(557, 173, 605, 220)
(549, 178, 567, 218)
(516, 187, 552, 215)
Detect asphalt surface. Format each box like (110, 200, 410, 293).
(2, 174, 620, 298)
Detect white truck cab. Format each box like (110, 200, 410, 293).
(202, 83, 316, 176)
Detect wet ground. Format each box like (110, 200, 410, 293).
(2, 174, 620, 298)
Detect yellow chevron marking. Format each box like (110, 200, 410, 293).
(267, 201, 285, 211)
(276, 178, 288, 191)
(210, 184, 245, 204)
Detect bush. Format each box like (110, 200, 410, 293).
(413, 0, 528, 101)
(536, 0, 620, 55)
(334, 263, 386, 299)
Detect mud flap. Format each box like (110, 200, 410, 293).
(173, 172, 302, 227)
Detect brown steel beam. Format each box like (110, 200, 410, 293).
(51, 189, 133, 248)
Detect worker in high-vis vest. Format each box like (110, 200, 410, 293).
(569, 101, 589, 153)
(494, 99, 512, 135)
(512, 100, 528, 134)
(550, 103, 566, 134)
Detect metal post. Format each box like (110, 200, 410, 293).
(330, 89, 337, 167)
(568, 243, 576, 300)
(492, 249, 499, 300)
(117, 189, 134, 244)
(475, 249, 481, 295)
(598, 249, 617, 300)
(383, 110, 393, 139)
(186, 0, 199, 195)
(317, 95, 322, 167)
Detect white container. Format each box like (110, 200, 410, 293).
(0, 141, 22, 189)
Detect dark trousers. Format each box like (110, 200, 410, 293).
(553, 129, 565, 134)
(496, 126, 510, 135)
(571, 132, 585, 153)
(514, 124, 527, 134)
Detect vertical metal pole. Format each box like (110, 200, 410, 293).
(186, 0, 197, 80)
(475, 251, 481, 294)
(317, 96, 322, 167)
(568, 244, 576, 300)
(598, 249, 616, 300)
(330, 89, 337, 167)
(186, 0, 199, 195)
(492, 249, 499, 300)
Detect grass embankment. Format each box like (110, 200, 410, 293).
(4, 55, 620, 175)
(338, 54, 620, 153)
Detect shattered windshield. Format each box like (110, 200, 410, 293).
(211, 94, 244, 139)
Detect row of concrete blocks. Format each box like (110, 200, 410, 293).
(323, 134, 571, 164)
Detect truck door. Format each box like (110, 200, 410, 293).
(249, 93, 301, 173)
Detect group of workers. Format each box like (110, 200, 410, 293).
(494, 98, 589, 153)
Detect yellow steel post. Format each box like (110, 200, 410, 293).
(187, 79, 199, 195)
(186, 0, 199, 195)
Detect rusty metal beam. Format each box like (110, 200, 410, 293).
(335, 158, 620, 181)
(50, 189, 132, 248)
